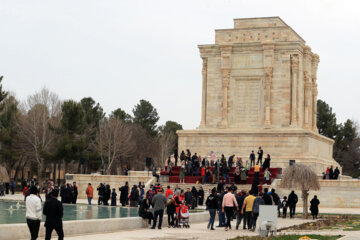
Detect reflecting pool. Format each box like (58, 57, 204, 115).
(0, 200, 139, 224)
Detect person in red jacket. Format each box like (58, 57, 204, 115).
(166, 186, 173, 198)
(201, 167, 206, 184)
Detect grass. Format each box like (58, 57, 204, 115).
(319, 215, 360, 231)
(279, 214, 360, 232)
(232, 235, 342, 240)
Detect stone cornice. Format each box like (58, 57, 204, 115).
(177, 129, 335, 144)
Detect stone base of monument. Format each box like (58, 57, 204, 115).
(178, 128, 340, 175)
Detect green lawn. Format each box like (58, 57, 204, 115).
(233, 235, 342, 240)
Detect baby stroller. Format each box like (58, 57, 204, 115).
(178, 204, 190, 228)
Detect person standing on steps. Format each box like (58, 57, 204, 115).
(257, 147, 263, 166)
(249, 151, 256, 167)
(198, 186, 204, 206)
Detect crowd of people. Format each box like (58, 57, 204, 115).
(84, 181, 146, 207)
(19, 177, 322, 239)
(204, 184, 320, 231)
(0, 179, 15, 196)
(168, 147, 272, 185)
(323, 165, 341, 180)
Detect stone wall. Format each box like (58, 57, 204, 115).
(178, 128, 339, 174)
(271, 179, 360, 208)
(66, 173, 154, 199)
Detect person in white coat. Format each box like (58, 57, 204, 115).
(26, 186, 42, 240)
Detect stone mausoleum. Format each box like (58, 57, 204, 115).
(177, 17, 340, 174)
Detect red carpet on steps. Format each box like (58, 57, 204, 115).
(160, 166, 281, 184)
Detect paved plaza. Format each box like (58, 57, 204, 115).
(16, 219, 359, 240)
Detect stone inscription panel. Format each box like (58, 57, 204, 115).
(232, 54, 263, 69)
(235, 79, 261, 124)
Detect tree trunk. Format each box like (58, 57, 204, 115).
(302, 190, 309, 219)
(37, 161, 45, 187)
(53, 163, 57, 182)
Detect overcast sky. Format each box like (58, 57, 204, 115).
(0, 0, 359, 129)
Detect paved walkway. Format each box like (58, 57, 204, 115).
(17, 219, 359, 240)
(20, 218, 314, 240)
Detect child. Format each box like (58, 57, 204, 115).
(281, 196, 288, 218)
(111, 188, 117, 206)
(264, 168, 271, 183)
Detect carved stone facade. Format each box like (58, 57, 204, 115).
(178, 17, 339, 174)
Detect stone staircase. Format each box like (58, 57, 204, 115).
(158, 180, 253, 200)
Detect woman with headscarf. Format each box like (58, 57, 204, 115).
(310, 195, 320, 219)
(191, 186, 198, 209)
(166, 195, 176, 227)
(198, 186, 204, 206)
(138, 198, 153, 227)
(234, 167, 241, 184)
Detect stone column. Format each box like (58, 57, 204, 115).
(262, 41, 274, 128)
(264, 67, 273, 127)
(312, 54, 320, 132)
(302, 46, 312, 129)
(220, 46, 232, 128)
(200, 57, 208, 128)
(303, 71, 312, 129)
(290, 54, 299, 126)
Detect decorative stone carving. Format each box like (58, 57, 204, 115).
(290, 54, 299, 126)
(311, 54, 320, 132)
(264, 66, 273, 127)
(220, 46, 232, 128)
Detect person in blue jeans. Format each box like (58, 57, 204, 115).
(206, 188, 218, 230)
(222, 165, 231, 184)
(216, 190, 226, 227)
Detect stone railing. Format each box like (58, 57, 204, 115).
(271, 178, 360, 208)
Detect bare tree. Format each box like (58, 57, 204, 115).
(97, 117, 135, 174)
(156, 132, 176, 168)
(280, 164, 320, 218)
(17, 88, 61, 184)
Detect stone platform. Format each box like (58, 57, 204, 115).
(178, 128, 339, 175)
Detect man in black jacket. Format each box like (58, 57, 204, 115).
(97, 183, 105, 205)
(184, 188, 192, 206)
(205, 188, 218, 230)
(271, 189, 281, 217)
(119, 182, 129, 206)
(235, 190, 246, 230)
(329, 166, 334, 179)
(43, 188, 64, 240)
(287, 190, 298, 218)
(263, 189, 273, 205)
(71, 182, 78, 204)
